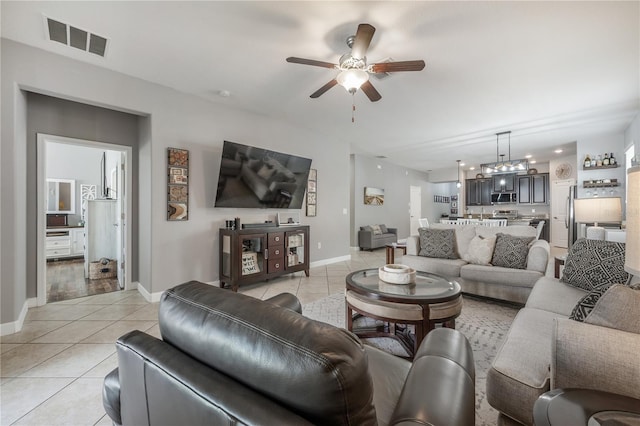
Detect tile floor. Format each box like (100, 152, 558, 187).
(0, 248, 387, 425)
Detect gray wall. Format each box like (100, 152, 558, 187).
(350, 154, 431, 246)
(26, 92, 141, 298)
(2, 39, 351, 327)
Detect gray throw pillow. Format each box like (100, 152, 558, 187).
(569, 282, 615, 322)
(418, 228, 458, 259)
(379, 224, 388, 234)
(561, 239, 628, 291)
(491, 233, 534, 269)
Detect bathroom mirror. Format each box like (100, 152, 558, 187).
(46, 178, 76, 214)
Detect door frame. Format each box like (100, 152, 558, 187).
(409, 185, 422, 236)
(36, 133, 132, 306)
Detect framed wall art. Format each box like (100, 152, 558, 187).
(167, 148, 189, 221)
(306, 168, 317, 217)
(364, 187, 384, 205)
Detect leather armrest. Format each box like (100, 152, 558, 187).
(102, 368, 122, 426)
(265, 292, 302, 314)
(389, 329, 475, 426)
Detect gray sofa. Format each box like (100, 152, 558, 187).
(358, 225, 398, 250)
(486, 239, 640, 425)
(401, 224, 550, 304)
(103, 281, 477, 426)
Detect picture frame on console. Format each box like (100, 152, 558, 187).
(277, 211, 301, 226)
(306, 168, 317, 217)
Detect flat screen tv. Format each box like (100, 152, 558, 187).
(214, 141, 312, 209)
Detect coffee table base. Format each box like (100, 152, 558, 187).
(345, 290, 461, 359)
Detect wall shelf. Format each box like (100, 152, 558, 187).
(582, 164, 619, 170)
(583, 181, 619, 188)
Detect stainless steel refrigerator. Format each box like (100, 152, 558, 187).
(567, 185, 578, 250)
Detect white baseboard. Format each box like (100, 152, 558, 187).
(0, 299, 30, 336)
(310, 254, 351, 268)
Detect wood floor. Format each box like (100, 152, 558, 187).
(46, 258, 120, 303)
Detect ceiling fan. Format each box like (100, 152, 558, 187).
(286, 23, 426, 102)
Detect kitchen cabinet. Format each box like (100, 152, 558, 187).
(518, 173, 549, 205)
(492, 174, 516, 193)
(70, 228, 85, 256)
(465, 179, 492, 206)
(45, 227, 84, 259)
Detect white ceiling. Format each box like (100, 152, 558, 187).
(2, 1, 639, 173)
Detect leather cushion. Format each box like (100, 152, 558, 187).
(159, 281, 376, 426)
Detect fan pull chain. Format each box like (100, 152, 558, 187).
(352, 93, 356, 123)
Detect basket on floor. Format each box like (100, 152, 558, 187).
(89, 258, 117, 279)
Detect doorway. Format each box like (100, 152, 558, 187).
(37, 134, 132, 305)
(409, 186, 422, 236)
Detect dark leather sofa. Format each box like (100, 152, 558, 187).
(103, 281, 475, 425)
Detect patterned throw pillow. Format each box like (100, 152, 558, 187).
(462, 235, 496, 265)
(418, 228, 458, 259)
(561, 239, 628, 291)
(370, 224, 382, 235)
(491, 233, 535, 269)
(379, 224, 388, 234)
(569, 282, 615, 322)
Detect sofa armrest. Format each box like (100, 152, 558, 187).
(526, 239, 550, 273)
(265, 292, 302, 314)
(387, 228, 398, 235)
(406, 235, 420, 256)
(551, 318, 640, 400)
(389, 329, 475, 426)
(358, 230, 374, 249)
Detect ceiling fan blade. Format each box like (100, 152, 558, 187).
(370, 60, 426, 73)
(360, 81, 382, 102)
(286, 57, 337, 69)
(310, 79, 338, 98)
(350, 23, 375, 60)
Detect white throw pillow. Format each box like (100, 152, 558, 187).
(462, 235, 496, 265)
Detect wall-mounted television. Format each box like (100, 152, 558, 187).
(214, 141, 312, 209)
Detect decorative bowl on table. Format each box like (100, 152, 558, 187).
(378, 264, 416, 285)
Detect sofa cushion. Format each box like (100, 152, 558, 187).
(460, 264, 541, 288)
(400, 255, 467, 278)
(361, 225, 372, 232)
(487, 308, 559, 425)
(560, 238, 628, 291)
(491, 233, 535, 269)
(379, 224, 388, 233)
(569, 282, 615, 322)
(419, 228, 458, 259)
(371, 224, 383, 235)
(525, 277, 588, 316)
(462, 235, 496, 265)
(583, 283, 640, 334)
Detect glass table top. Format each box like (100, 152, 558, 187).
(346, 268, 461, 301)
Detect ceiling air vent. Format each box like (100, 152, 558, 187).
(45, 17, 108, 57)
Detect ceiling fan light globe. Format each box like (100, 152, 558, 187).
(337, 69, 369, 92)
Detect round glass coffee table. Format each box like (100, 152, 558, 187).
(345, 268, 462, 358)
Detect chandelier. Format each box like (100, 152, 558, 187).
(480, 131, 529, 175)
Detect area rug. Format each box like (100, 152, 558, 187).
(303, 293, 519, 426)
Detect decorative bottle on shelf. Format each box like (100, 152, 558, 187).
(603, 153, 610, 166)
(596, 155, 603, 167)
(609, 152, 616, 166)
(584, 154, 592, 168)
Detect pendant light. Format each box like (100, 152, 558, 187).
(456, 160, 462, 188)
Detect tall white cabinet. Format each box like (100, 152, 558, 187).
(84, 199, 117, 277)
